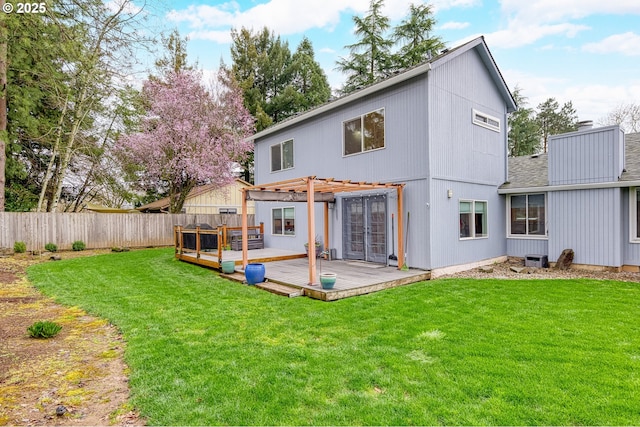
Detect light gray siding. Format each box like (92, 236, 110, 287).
(429, 178, 506, 269)
(622, 188, 640, 266)
(548, 188, 622, 267)
(507, 238, 549, 258)
(549, 126, 625, 185)
(428, 46, 508, 185)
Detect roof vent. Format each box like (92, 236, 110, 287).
(578, 120, 593, 131)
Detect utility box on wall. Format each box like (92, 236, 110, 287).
(525, 254, 549, 268)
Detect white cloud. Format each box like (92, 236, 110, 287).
(485, 22, 589, 49)
(503, 68, 640, 122)
(500, 0, 640, 24)
(440, 21, 470, 30)
(583, 32, 640, 56)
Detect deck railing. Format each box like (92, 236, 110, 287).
(174, 223, 264, 264)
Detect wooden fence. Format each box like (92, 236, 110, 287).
(0, 212, 254, 251)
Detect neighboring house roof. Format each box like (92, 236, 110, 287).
(248, 36, 516, 143)
(501, 132, 640, 192)
(137, 178, 251, 213)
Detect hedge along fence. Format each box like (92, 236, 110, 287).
(0, 212, 254, 252)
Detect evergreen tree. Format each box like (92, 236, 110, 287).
(336, 0, 393, 94)
(536, 98, 578, 152)
(508, 87, 541, 156)
(228, 27, 330, 182)
(391, 3, 445, 69)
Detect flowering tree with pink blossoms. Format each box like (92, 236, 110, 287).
(117, 69, 254, 213)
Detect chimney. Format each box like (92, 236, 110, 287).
(577, 120, 593, 131)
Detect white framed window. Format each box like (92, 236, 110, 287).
(219, 208, 237, 214)
(508, 194, 547, 238)
(459, 200, 488, 239)
(343, 108, 385, 156)
(270, 139, 294, 172)
(272, 207, 295, 236)
(630, 188, 640, 243)
(472, 109, 500, 132)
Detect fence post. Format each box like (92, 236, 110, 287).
(259, 222, 264, 235)
(196, 226, 201, 259)
(178, 225, 184, 254)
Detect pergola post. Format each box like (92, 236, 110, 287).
(307, 178, 317, 284)
(241, 189, 248, 268)
(323, 202, 329, 259)
(396, 185, 405, 270)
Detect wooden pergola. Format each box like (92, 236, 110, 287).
(240, 176, 405, 285)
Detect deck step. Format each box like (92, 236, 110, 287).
(219, 271, 246, 283)
(255, 281, 303, 298)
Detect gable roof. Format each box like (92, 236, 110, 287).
(500, 132, 640, 192)
(249, 36, 516, 143)
(137, 178, 251, 213)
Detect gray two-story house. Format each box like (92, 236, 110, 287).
(248, 36, 517, 274)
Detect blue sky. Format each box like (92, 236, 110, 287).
(147, 0, 639, 122)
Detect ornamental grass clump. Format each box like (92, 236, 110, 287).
(27, 321, 62, 339)
(14, 241, 26, 253)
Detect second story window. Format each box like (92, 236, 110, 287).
(271, 139, 294, 172)
(343, 108, 385, 156)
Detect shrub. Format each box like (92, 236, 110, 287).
(72, 240, 86, 251)
(45, 243, 58, 252)
(14, 241, 26, 253)
(27, 321, 62, 339)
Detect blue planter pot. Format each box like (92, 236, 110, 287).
(320, 273, 337, 289)
(245, 263, 265, 285)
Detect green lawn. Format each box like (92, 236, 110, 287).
(28, 248, 640, 425)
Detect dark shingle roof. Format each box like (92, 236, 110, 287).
(500, 132, 640, 189)
(501, 153, 548, 189)
(620, 132, 640, 182)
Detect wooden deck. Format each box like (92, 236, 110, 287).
(178, 250, 431, 301)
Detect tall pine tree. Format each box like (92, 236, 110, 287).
(336, 0, 392, 94)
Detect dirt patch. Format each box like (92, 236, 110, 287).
(0, 251, 143, 426)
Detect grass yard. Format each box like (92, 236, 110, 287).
(28, 248, 640, 425)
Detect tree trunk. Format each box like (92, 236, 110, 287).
(0, 1, 8, 211)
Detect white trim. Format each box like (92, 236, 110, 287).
(342, 108, 386, 157)
(271, 206, 296, 236)
(459, 199, 488, 240)
(472, 108, 500, 132)
(269, 139, 294, 173)
(506, 193, 548, 238)
(630, 187, 640, 243)
(498, 179, 640, 194)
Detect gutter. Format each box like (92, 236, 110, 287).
(498, 179, 640, 194)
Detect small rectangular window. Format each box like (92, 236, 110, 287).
(272, 207, 295, 236)
(460, 199, 488, 239)
(631, 188, 640, 242)
(219, 208, 237, 214)
(270, 139, 294, 172)
(472, 109, 500, 132)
